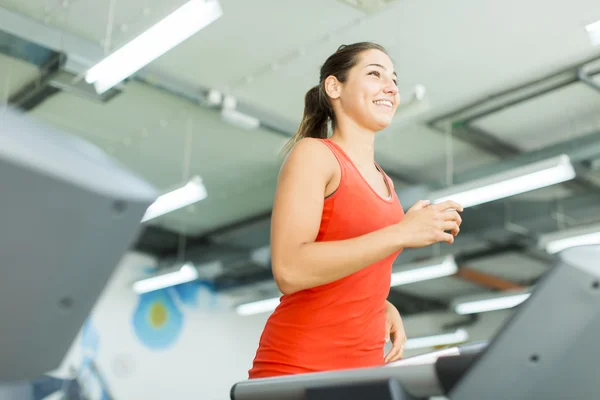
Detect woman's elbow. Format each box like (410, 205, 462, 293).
(272, 263, 302, 295)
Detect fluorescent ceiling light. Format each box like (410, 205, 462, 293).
(454, 292, 531, 315)
(236, 297, 280, 316)
(539, 223, 600, 254)
(142, 176, 207, 222)
(430, 154, 576, 208)
(85, 0, 223, 94)
(385, 346, 461, 367)
(133, 263, 198, 294)
(585, 19, 600, 46)
(250, 245, 271, 267)
(390, 255, 458, 287)
(404, 329, 469, 350)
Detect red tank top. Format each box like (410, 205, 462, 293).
(248, 138, 405, 379)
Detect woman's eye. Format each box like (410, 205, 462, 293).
(369, 70, 380, 77)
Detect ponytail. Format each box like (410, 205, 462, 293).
(282, 84, 331, 156)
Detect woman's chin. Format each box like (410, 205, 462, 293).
(370, 116, 394, 131)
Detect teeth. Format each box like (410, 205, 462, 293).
(374, 100, 392, 107)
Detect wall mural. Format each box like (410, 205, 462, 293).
(131, 266, 219, 350)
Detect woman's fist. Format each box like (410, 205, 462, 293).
(395, 200, 463, 248)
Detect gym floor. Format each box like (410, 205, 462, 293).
(1, 0, 600, 399)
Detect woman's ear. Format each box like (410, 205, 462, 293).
(324, 75, 341, 100)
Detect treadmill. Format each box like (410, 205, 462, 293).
(0, 107, 157, 388)
(230, 244, 600, 400)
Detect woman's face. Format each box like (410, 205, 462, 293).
(329, 49, 400, 132)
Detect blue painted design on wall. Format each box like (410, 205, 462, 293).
(81, 319, 99, 356)
(131, 266, 221, 350)
(77, 320, 113, 399)
(142, 266, 158, 275)
(173, 281, 201, 306)
(132, 289, 184, 350)
(173, 280, 217, 307)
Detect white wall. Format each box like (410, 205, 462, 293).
(53, 251, 270, 400)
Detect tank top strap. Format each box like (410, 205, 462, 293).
(319, 139, 354, 166)
(317, 138, 351, 174)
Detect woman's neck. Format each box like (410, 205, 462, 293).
(330, 120, 376, 168)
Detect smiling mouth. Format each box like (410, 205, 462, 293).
(373, 100, 393, 108)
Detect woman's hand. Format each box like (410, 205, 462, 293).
(384, 300, 406, 363)
(395, 200, 463, 248)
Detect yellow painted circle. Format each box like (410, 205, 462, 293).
(149, 302, 168, 328)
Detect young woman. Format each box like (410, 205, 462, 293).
(248, 42, 463, 379)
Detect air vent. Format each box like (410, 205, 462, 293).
(338, 0, 400, 13)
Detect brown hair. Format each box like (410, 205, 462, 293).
(282, 42, 388, 155)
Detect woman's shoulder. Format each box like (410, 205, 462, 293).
(285, 138, 336, 166)
(289, 137, 330, 153)
(280, 137, 338, 182)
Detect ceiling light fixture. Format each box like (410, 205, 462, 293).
(235, 297, 281, 316)
(430, 154, 576, 208)
(585, 19, 600, 46)
(454, 291, 531, 315)
(385, 346, 462, 367)
(86, 0, 223, 94)
(390, 255, 458, 287)
(538, 223, 600, 254)
(142, 176, 207, 222)
(404, 329, 469, 350)
(133, 263, 199, 294)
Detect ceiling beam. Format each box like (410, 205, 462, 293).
(0, 29, 57, 67)
(450, 124, 519, 159)
(577, 68, 600, 95)
(428, 53, 600, 132)
(7, 51, 64, 110)
(455, 266, 525, 291)
(132, 225, 186, 258)
(0, 7, 98, 75)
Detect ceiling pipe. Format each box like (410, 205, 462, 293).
(577, 68, 600, 95)
(428, 54, 600, 131)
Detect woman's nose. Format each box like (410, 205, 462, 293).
(384, 82, 399, 95)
